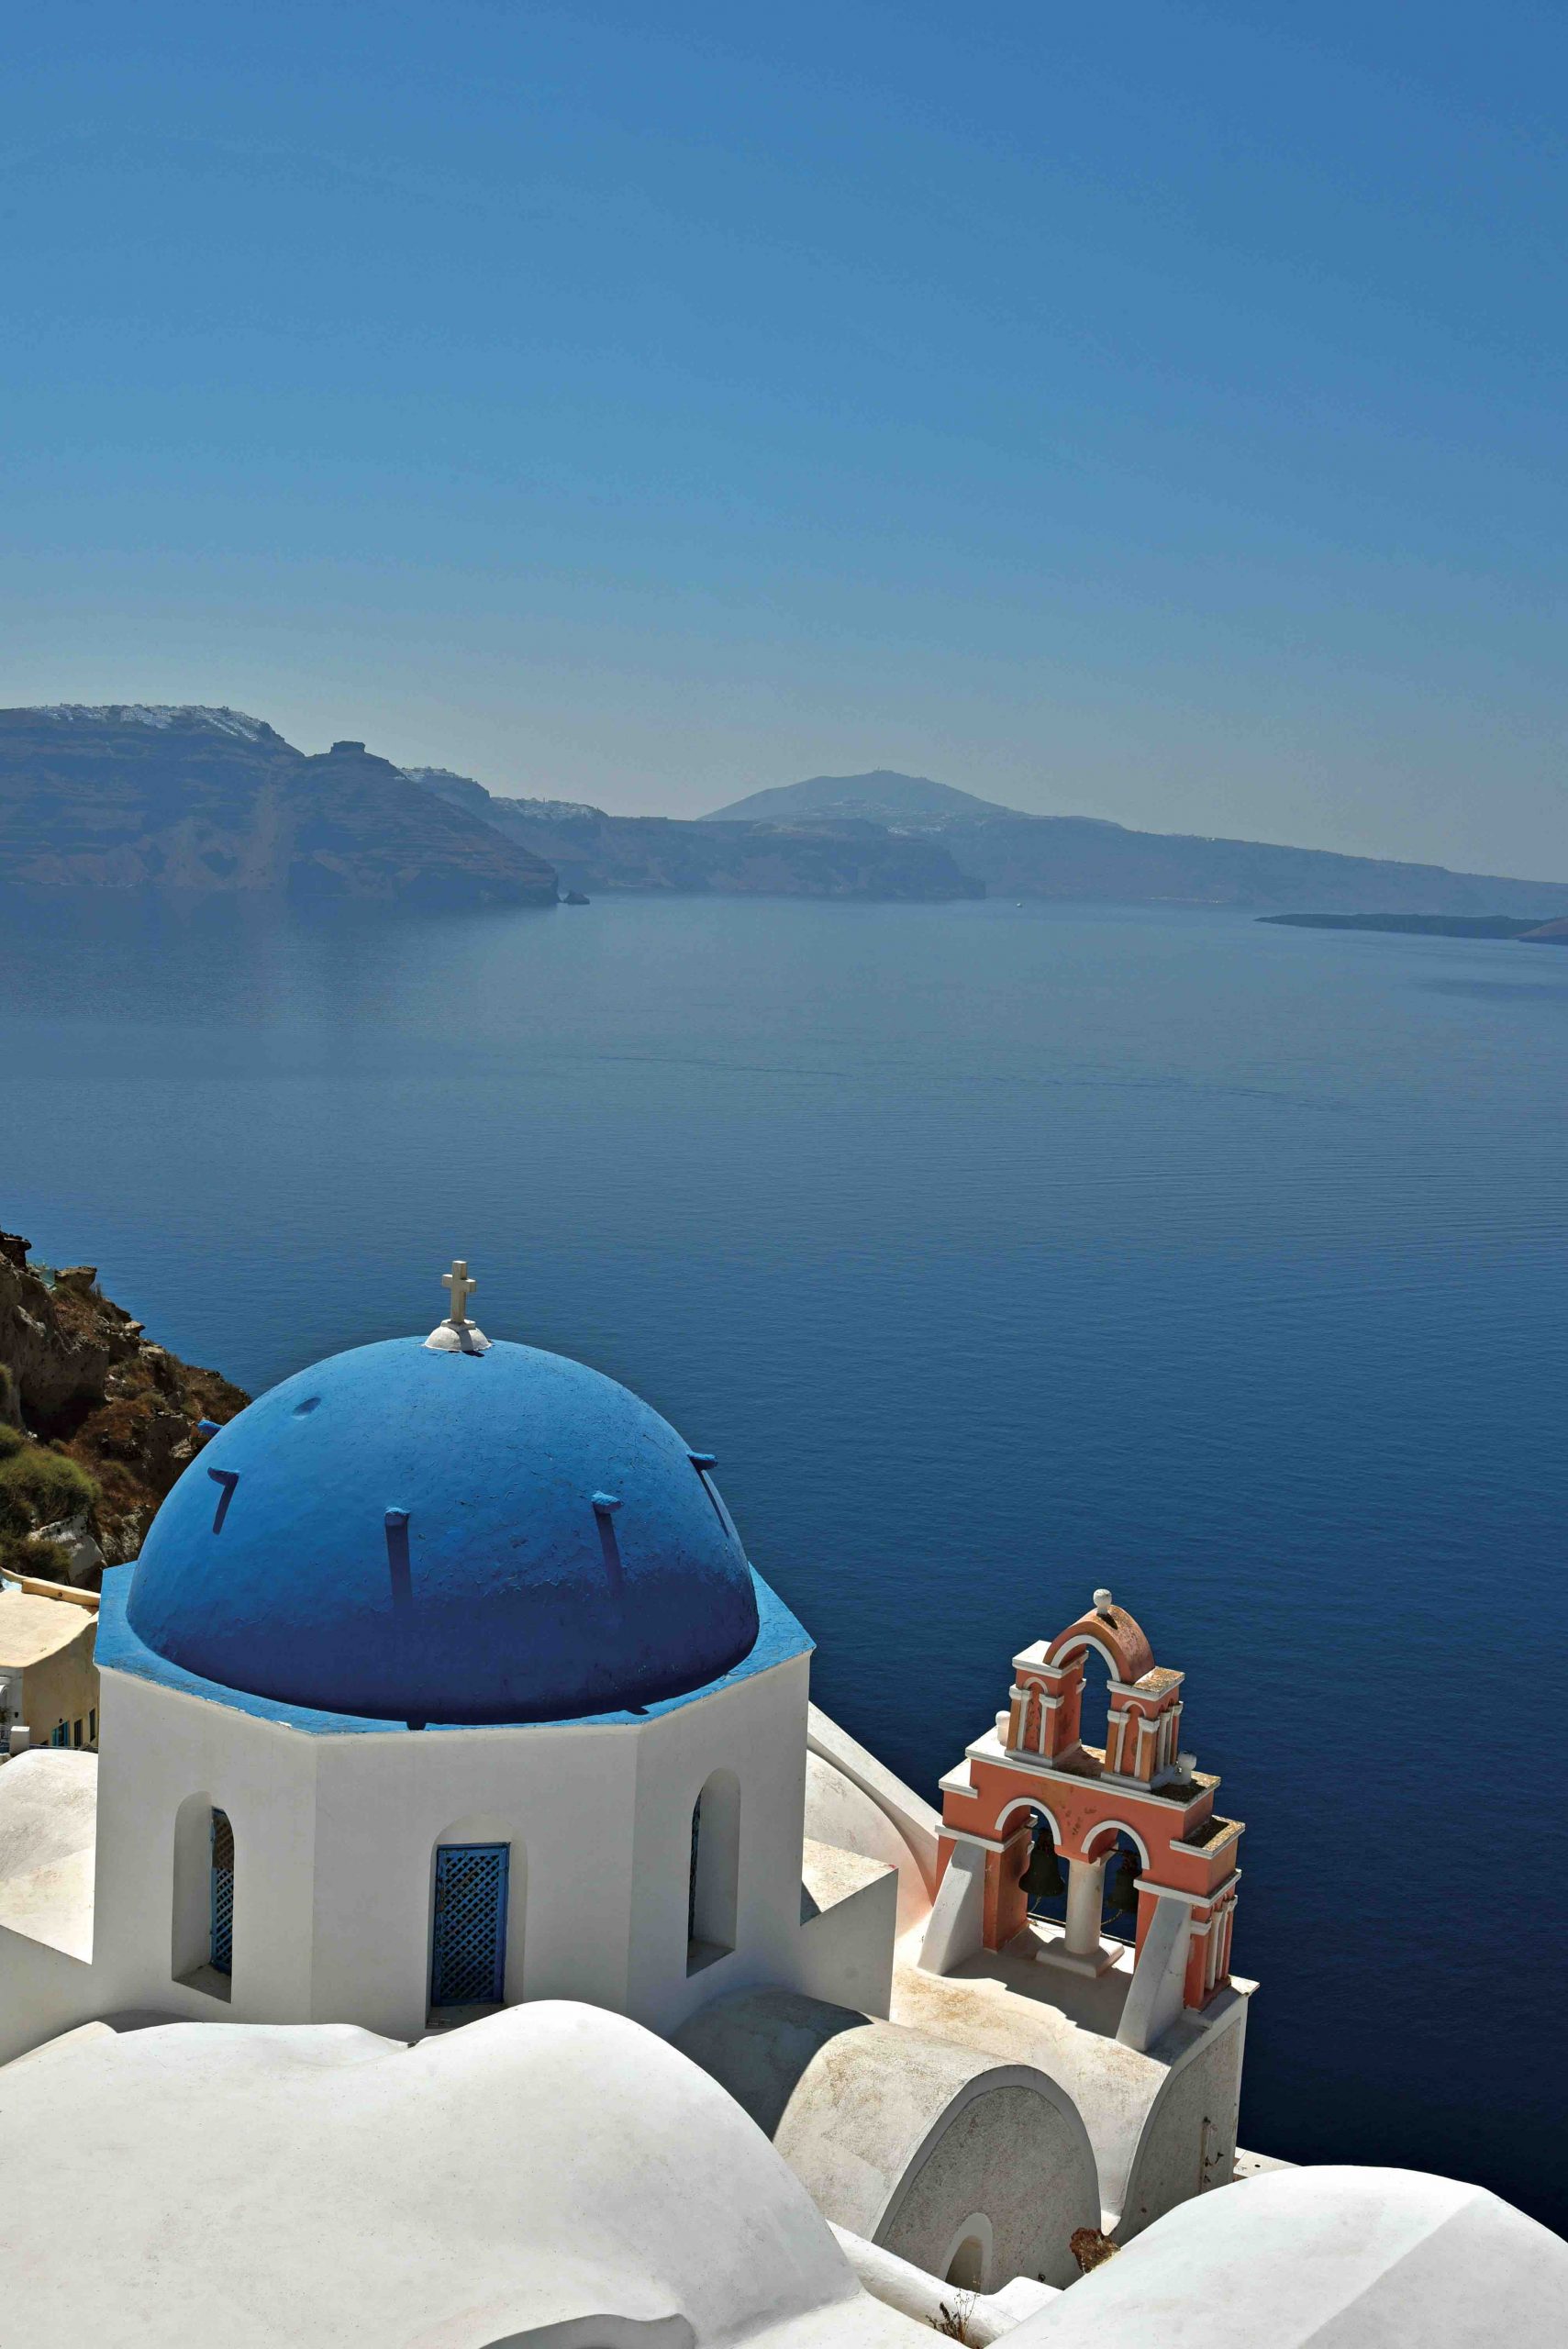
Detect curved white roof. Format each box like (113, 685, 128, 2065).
(1007, 2163, 1568, 2348)
(0, 2002, 925, 2349)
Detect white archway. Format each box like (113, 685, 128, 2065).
(994, 1795, 1064, 1847)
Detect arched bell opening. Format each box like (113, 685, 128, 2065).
(1017, 1805, 1069, 1934)
(1086, 1827, 1143, 1947)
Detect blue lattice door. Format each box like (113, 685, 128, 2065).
(210, 1809, 235, 1976)
(430, 1843, 509, 2008)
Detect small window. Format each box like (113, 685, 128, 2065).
(430, 1842, 509, 2009)
(88, 1709, 96, 1744)
(72, 1720, 83, 1748)
(50, 1721, 69, 1748)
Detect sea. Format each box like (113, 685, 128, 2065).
(3, 887, 1564, 2228)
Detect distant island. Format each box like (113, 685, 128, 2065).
(706, 772, 1568, 920)
(6, 711, 1568, 918)
(1260, 913, 1568, 944)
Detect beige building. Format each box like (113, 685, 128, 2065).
(0, 1583, 98, 1755)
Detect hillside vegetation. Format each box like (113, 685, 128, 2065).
(0, 1234, 247, 1582)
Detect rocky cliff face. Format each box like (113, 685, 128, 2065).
(492, 807, 982, 899)
(0, 708, 559, 908)
(0, 1235, 247, 1580)
(412, 773, 982, 900)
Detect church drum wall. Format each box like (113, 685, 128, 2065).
(88, 1647, 821, 2043)
(91, 1666, 318, 2024)
(626, 1653, 815, 2038)
(308, 1720, 639, 2033)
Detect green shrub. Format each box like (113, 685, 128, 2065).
(0, 1421, 26, 1460)
(0, 1531, 72, 1580)
(0, 1442, 99, 1534)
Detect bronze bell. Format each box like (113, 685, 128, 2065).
(1103, 1851, 1138, 1915)
(1020, 1834, 1065, 1903)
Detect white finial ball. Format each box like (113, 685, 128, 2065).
(1093, 1587, 1114, 1614)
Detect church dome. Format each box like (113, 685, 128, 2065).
(125, 1332, 761, 1725)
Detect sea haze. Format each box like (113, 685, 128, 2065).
(3, 890, 1564, 2223)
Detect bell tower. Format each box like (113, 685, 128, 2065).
(921, 1589, 1243, 2052)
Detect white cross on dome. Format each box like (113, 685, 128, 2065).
(425, 1257, 492, 1354)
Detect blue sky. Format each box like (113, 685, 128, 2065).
(4, 1, 1564, 869)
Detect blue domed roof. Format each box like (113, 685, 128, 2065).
(126, 1338, 761, 1724)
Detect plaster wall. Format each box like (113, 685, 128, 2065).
(806, 1709, 941, 1897)
(879, 2082, 1092, 2289)
(0, 1920, 96, 2063)
(804, 1752, 929, 1935)
(0, 1604, 98, 1752)
(1114, 1997, 1247, 2243)
(794, 1857, 898, 2020)
(628, 1653, 814, 2036)
(308, 1717, 639, 2034)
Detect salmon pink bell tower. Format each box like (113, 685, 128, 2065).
(920, 1589, 1243, 2053)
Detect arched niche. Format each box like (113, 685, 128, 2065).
(686, 1768, 740, 1976)
(941, 2214, 994, 2292)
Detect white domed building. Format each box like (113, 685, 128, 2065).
(0, 1267, 1561, 2348)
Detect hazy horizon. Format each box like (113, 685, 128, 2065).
(5, 3, 1565, 873)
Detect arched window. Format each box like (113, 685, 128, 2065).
(171, 1792, 232, 2001)
(686, 1769, 740, 1976)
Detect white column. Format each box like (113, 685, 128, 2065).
(1063, 1856, 1106, 1959)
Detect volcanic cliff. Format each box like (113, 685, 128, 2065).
(0, 707, 559, 908)
(0, 1235, 247, 1582)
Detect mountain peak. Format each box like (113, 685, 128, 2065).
(706, 770, 1013, 826)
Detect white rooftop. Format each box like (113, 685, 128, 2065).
(0, 2001, 925, 2349)
(0, 1748, 95, 1958)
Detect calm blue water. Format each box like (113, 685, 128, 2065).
(4, 890, 1564, 2226)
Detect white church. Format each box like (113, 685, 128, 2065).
(0, 1264, 1560, 2348)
